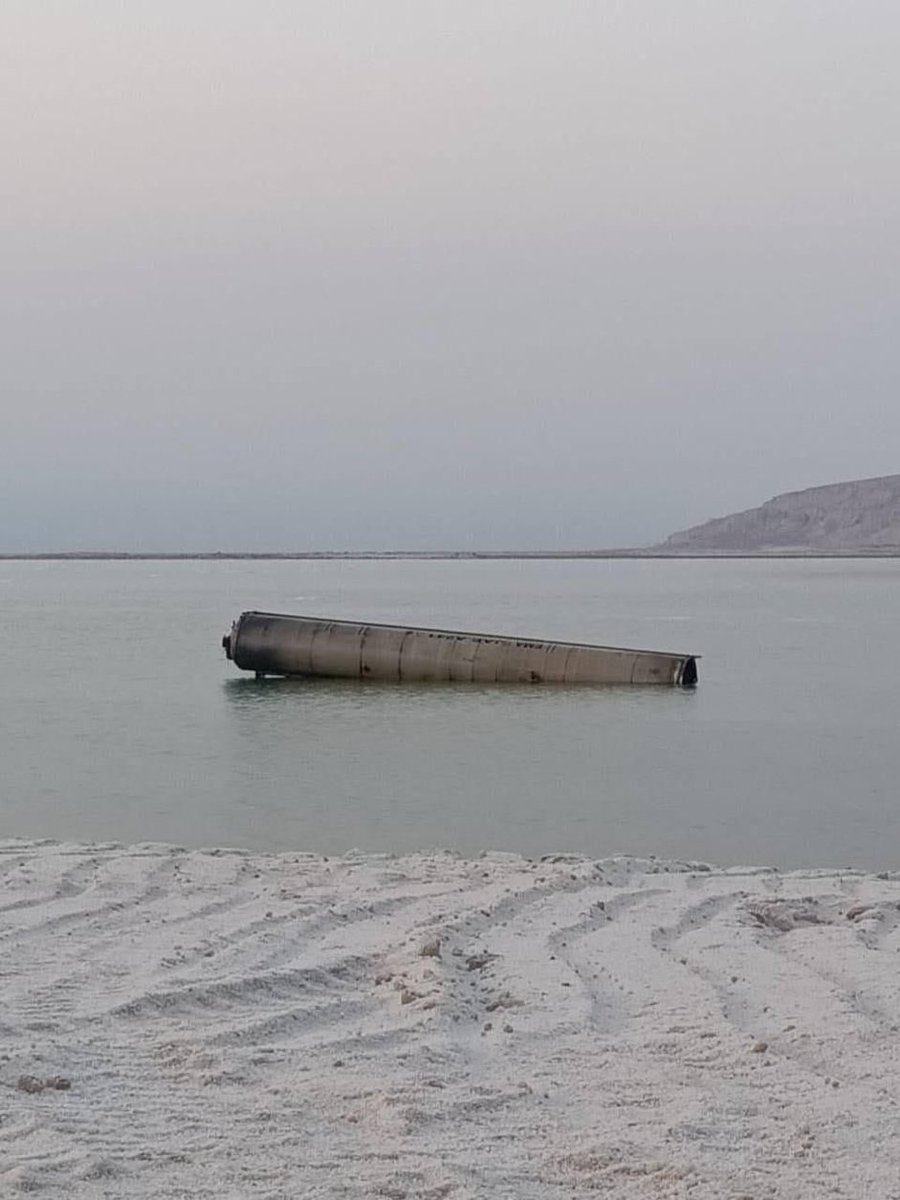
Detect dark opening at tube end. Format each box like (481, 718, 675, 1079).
(680, 657, 698, 688)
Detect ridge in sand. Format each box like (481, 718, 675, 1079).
(2, 839, 899, 1197)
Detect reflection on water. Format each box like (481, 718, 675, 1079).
(221, 673, 697, 728)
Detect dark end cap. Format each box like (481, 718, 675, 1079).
(681, 657, 698, 687)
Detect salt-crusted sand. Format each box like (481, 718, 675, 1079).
(2, 841, 900, 1198)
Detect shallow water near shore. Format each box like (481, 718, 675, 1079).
(4, 557, 900, 868)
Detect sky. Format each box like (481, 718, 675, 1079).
(3, 1, 900, 551)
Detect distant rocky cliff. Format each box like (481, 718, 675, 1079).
(659, 475, 900, 552)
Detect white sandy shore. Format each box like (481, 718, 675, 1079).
(2, 841, 900, 1198)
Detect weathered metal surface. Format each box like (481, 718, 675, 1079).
(223, 612, 698, 686)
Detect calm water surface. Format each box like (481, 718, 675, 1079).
(4, 558, 900, 868)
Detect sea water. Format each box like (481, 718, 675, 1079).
(4, 557, 900, 868)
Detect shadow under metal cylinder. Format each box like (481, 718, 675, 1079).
(223, 611, 699, 687)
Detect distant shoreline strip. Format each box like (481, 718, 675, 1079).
(4, 551, 900, 562)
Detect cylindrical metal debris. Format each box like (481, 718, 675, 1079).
(223, 612, 698, 686)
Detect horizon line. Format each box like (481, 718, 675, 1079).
(3, 549, 900, 561)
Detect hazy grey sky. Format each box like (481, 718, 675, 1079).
(3, 1, 899, 550)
